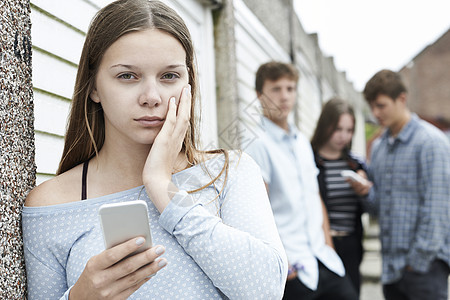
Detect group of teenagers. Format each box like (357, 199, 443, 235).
(22, 0, 450, 299)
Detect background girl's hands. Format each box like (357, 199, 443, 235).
(142, 85, 191, 212)
(348, 170, 373, 196)
(69, 238, 167, 300)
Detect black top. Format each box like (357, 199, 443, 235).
(314, 152, 366, 236)
(81, 160, 89, 200)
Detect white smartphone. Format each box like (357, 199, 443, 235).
(98, 200, 152, 255)
(340, 170, 366, 184)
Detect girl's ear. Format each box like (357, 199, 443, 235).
(90, 88, 100, 103)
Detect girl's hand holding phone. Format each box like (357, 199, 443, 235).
(142, 85, 192, 213)
(346, 170, 373, 196)
(69, 238, 166, 300)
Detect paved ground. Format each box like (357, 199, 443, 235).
(361, 281, 384, 300)
(360, 219, 383, 300)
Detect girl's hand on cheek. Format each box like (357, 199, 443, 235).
(142, 84, 191, 212)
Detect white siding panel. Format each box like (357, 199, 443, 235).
(294, 51, 322, 138)
(31, 8, 85, 64)
(298, 73, 321, 138)
(238, 81, 261, 127)
(31, 0, 98, 32)
(236, 63, 256, 96)
(164, 0, 218, 149)
(34, 91, 70, 137)
(35, 132, 64, 175)
(195, 9, 218, 149)
(235, 27, 271, 74)
(352, 110, 366, 157)
(321, 81, 335, 102)
(32, 50, 77, 100)
(234, 0, 290, 146)
(298, 104, 317, 138)
(165, 0, 204, 24)
(234, 0, 289, 62)
(89, 0, 114, 10)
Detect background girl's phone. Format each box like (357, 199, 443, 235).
(340, 170, 366, 184)
(98, 200, 152, 255)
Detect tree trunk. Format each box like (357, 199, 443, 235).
(0, 0, 34, 298)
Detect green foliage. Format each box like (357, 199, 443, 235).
(365, 122, 381, 142)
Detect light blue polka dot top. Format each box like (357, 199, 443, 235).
(22, 152, 288, 299)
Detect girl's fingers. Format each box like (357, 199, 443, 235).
(109, 252, 167, 296)
(116, 276, 151, 300)
(95, 237, 149, 270)
(173, 85, 191, 137)
(116, 257, 167, 291)
(83, 241, 166, 298)
(157, 84, 190, 140)
(109, 244, 165, 279)
(356, 169, 368, 179)
(157, 97, 177, 138)
(177, 84, 191, 119)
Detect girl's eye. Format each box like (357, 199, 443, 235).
(161, 73, 179, 80)
(272, 87, 281, 92)
(118, 73, 136, 80)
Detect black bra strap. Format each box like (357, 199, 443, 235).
(81, 161, 89, 200)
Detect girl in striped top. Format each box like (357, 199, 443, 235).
(311, 98, 372, 297)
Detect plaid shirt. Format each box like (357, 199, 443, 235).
(368, 114, 450, 284)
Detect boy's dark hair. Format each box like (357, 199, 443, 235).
(255, 61, 299, 94)
(363, 69, 407, 103)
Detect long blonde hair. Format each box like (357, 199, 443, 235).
(57, 0, 228, 194)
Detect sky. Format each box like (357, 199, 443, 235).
(293, 0, 450, 91)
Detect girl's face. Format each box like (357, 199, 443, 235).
(90, 29, 189, 147)
(325, 113, 354, 153)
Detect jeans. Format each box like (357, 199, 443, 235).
(383, 259, 450, 300)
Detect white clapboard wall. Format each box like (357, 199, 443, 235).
(233, 0, 323, 150)
(233, 0, 289, 151)
(31, 0, 217, 185)
(295, 50, 323, 139)
(233, 0, 366, 155)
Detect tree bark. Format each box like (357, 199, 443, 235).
(0, 0, 34, 298)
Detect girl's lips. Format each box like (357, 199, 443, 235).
(135, 117, 164, 127)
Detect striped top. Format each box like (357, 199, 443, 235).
(315, 155, 363, 234)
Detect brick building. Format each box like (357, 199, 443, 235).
(399, 28, 450, 136)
